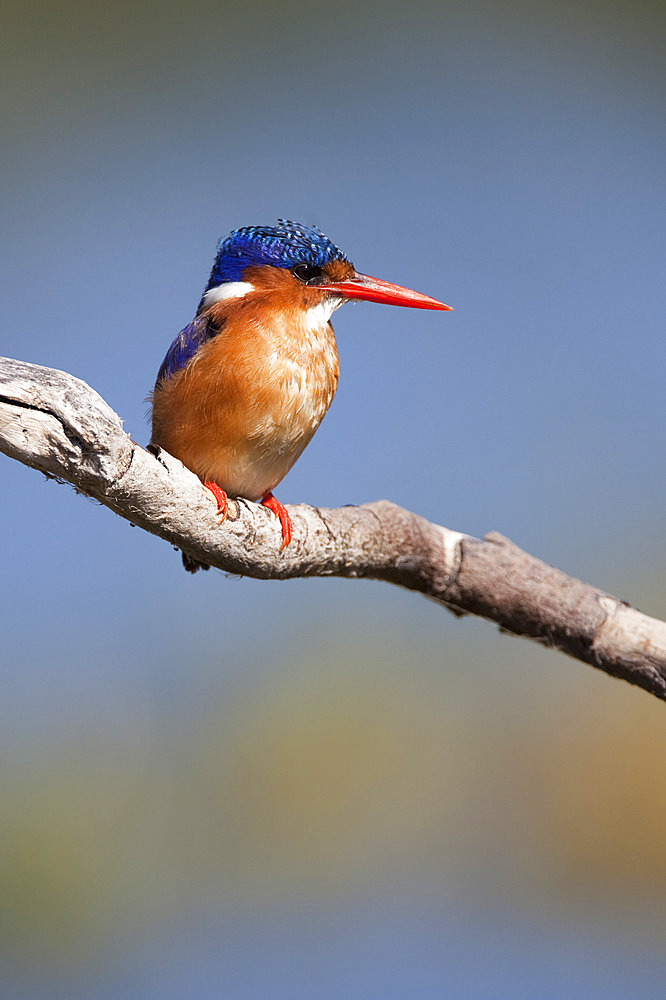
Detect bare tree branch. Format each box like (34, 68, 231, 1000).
(1, 356, 664, 701)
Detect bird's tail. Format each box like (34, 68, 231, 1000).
(181, 551, 210, 573)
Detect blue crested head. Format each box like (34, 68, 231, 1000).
(202, 219, 351, 295)
(159, 221, 352, 383)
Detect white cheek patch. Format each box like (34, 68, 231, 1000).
(304, 297, 343, 332)
(202, 281, 255, 307)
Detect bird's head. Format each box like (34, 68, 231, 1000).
(197, 219, 451, 317)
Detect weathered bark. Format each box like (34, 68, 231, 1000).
(1, 356, 664, 701)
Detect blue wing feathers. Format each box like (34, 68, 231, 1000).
(156, 314, 220, 383)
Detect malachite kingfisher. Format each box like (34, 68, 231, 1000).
(150, 220, 451, 560)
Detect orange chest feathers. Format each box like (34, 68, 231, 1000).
(151, 305, 340, 498)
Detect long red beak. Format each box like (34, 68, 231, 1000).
(320, 272, 452, 311)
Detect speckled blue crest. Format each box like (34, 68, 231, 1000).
(203, 219, 351, 292)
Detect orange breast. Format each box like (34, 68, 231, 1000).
(151, 300, 340, 500)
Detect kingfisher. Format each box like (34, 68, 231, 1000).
(150, 220, 451, 559)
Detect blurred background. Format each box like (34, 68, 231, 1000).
(1, 0, 665, 996)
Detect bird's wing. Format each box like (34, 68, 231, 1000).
(155, 313, 222, 384)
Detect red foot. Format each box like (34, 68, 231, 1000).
(261, 492, 292, 550)
(203, 481, 229, 521)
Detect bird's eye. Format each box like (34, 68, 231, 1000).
(291, 263, 323, 284)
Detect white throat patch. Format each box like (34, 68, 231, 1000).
(202, 281, 255, 307)
(304, 297, 343, 332)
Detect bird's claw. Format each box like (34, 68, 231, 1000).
(203, 481, 229, 522)
(203, 484, 291, 549)
(261, 492, 292, 550)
